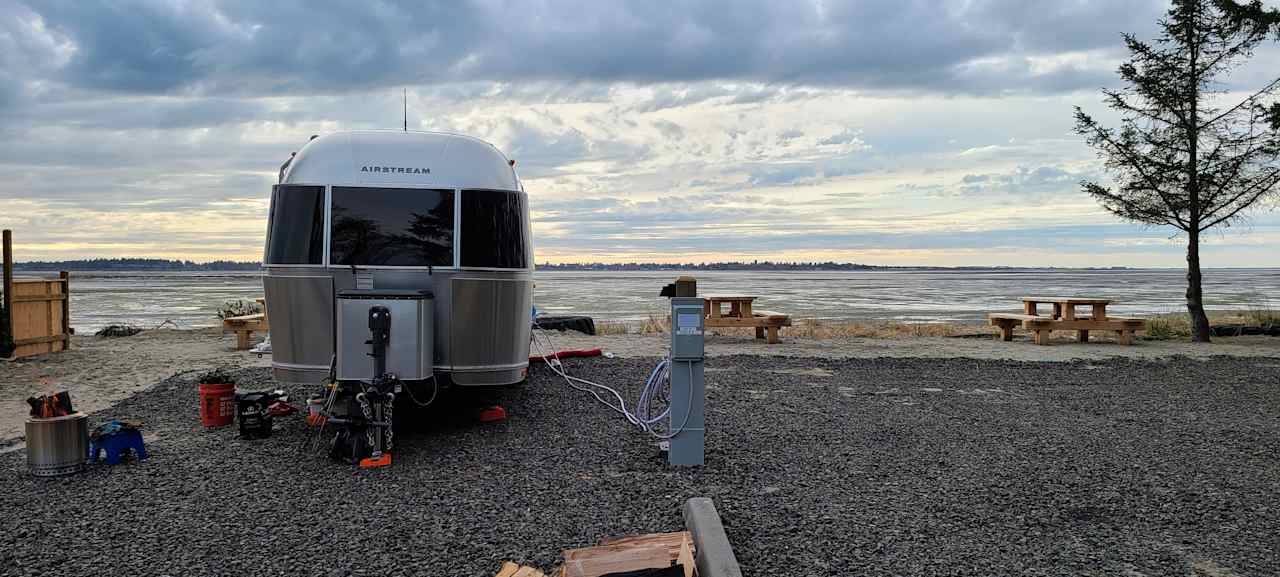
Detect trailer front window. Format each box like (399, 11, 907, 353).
(461, 190, 529, 269)
(265, 185, 325, 265)
(330, 187, 455, 267)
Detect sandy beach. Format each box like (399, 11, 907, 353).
(4, 326, 1280, 445)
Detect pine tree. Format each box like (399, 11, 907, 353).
(1075, 0, 1280, 342)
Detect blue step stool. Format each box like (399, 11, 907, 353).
(90, 429, 148, 465)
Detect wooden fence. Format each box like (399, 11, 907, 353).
(2, 230, 72, 359)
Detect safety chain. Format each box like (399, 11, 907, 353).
(384, 392, 394, 452)
(357, 392, 376, 451)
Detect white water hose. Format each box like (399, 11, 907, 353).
(531, 322, 693, 440)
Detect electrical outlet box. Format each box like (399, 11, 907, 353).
(670, 297, 705, 360)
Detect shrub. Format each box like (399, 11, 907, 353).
(1144, 315, 1189, 340)
(216, 298, 263, 320)
(1245, 304, 1280, 327)
(197, 368, 237, 385)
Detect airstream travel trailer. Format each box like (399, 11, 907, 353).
(263, 130, 534, 392)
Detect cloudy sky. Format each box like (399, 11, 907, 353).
(1, 0, 1277, 266)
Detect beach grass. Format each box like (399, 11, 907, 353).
(1142, 306, 1278, 340)
(595, 316, 977, 339)
(593, 305, 1280, 342)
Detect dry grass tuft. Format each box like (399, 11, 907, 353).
(595, 321, 630, 335)
(639, 314, 671, 334)
(1142, 306, 1277, 340)
(591, 316, 979, 339)
(1246, 303, 1280, 326)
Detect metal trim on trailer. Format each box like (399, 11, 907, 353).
(322, 265, 463, 271)
(322, 184, 332, 267)
(449, 361, 529, 372)
(453, 188, 462, 269)
(272, 361, 332, 371)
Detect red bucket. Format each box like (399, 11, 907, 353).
(199, 383, 235, 427)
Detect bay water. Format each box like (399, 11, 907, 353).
(30, 268, 1280, 333)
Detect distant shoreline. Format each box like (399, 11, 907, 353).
(5, 258, 1190, 273)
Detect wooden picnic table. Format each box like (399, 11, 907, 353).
(989, 296, 1145, 346)
(1021, 296, 1110, 321)
(222, 297, 269, 350)
(701, 294, 791, 344)
(703, 294, 755, 319)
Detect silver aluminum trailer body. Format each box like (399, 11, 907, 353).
(263, 130, 533, 386)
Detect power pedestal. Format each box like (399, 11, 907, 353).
(668, 297, 705, 466)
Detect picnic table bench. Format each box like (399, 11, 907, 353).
(702, 295, 792, 344)
(988, 297, 1146, 346)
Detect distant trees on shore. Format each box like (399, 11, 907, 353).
(536, 262, 1134, 271)
(13, 258, 261, 271)
(538, 261, 885, 271)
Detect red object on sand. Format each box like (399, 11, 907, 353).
(478, 406, 507, 423)
(529, 348, 603, 362)
(198, 383, 235, 428)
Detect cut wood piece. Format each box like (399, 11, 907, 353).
(677, 535, 695, 577)
(495, 562, 521, 577)
(563, 532, 694, 577)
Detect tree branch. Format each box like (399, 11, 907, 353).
(1199, 167, 1280, 230)
(1198, 75, 1280, 130)
(1079, 116, 1190, 229)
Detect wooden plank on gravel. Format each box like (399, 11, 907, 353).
(494, 562, 521, 577)
(562, 531, 693, 577)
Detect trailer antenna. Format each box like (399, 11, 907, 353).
(403, 88, 408, 132)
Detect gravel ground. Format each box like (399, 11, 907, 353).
(2, 355, 1279, 576)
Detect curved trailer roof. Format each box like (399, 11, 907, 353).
(281, 130, 521, 191)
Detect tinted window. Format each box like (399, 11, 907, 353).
(330, 187, 454, 266)
(461, 190, 529, 269)
(265, 185, 325, 265)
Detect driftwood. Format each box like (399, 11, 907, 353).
(95, 325, 143, 338)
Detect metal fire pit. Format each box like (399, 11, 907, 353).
(25, 412, 88, 477)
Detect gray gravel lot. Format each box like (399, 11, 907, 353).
(2, 356, 1279, 576)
